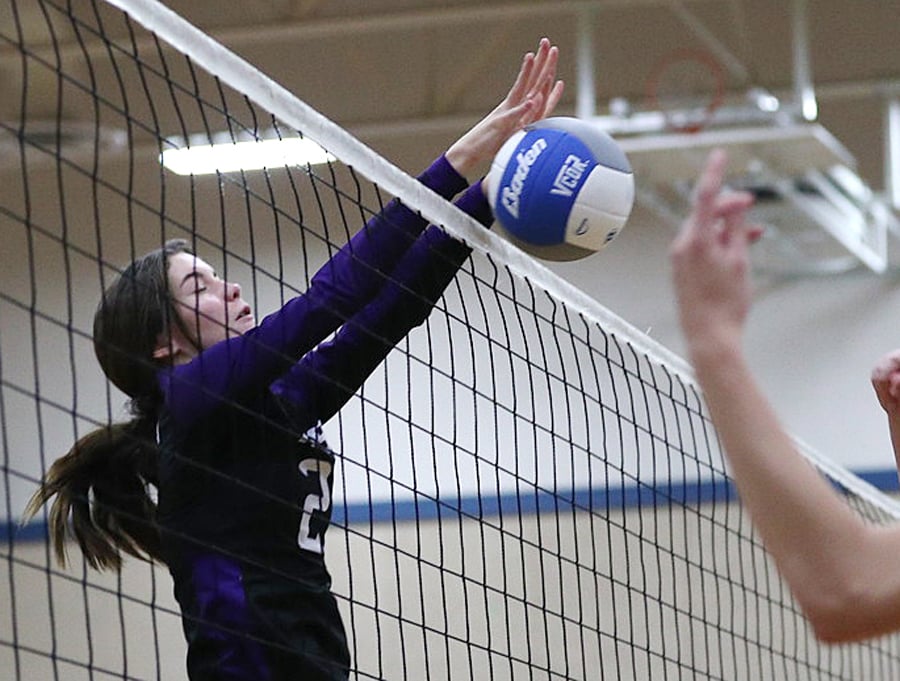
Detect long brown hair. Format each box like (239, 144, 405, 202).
(24, 239, 192, 571)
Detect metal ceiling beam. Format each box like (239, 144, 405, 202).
(887, 96, 900, 208)
(791, 0, 818, 121)
(665, 0, 750, 83)
(0, 0, 736, 61)
(575, 6, 598, 119)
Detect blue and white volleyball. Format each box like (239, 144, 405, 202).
(486, 117, 635, 261)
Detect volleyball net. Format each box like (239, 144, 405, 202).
(3, 0, 900, 678)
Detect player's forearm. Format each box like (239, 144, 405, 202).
(689, 340, 869, 624)
(886, 415, 900, 478)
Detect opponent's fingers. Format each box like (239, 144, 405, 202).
(689, 149, 729, 232)
(715, 191, 755, 231)
(720, 206, 755, 249)
(505, 40, 560, 125)
(746, 223, 765, 244)
(716, 191, 756, 248)
(716, 190, 755, 215)
(876, 372, 900, 404)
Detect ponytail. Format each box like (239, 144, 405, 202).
(26, 239, 191, 571)
(24, 415, 162, 571)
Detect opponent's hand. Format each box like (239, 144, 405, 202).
(670, 149, 762, 357)
(872, 349, 900, 417)
(445, 38, 564, 179)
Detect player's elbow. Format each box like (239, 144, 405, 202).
(805, 602, 862, 644)
(796, 563, 887, 644)
(805, 601, 879, 644)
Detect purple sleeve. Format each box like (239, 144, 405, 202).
(271, 181, 492, 430)
(307, 155, 468, 320)
(159, 157, 470, 425)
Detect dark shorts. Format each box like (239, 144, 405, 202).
(181, 553, 350, 681)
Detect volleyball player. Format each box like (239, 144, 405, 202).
(671, 149, 900, 643)
(25, 40, 564, 680)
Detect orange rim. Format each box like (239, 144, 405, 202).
(645, 49, 726, 134)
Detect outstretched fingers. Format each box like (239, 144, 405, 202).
(530, 39, 558, 94)
(505, 50, 537, 109)
(689, 148, 729, 233)
(443, 39, 564, 176)
(506, 39, 563, 125)
(686, 150, 760, 247)
(671, 149, 762, 348)
(527, 40, 562, 120)
(499, 40, 564, 129)
(543, 79, 565, 118)
(519, 39, 552, 97)
(520, 74, 564, 127)
(718, 192, 758, 248)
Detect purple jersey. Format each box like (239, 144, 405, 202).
(156, 156, 492, 681)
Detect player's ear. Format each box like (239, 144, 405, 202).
(152, 327, 191, 365)
(152, 340, 173, 361)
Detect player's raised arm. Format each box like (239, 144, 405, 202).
(671, 149, 900, 643)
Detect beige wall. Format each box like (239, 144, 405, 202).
(4, 499, 898, 680)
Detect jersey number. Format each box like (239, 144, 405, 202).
(297, 458, 332, 554)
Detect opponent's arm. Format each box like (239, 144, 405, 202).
(671, 149, 900, 643)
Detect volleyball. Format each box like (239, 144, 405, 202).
(486, 117, 635, 261)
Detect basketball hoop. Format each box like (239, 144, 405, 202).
(645, 49, 726, 134)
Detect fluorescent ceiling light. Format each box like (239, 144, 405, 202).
(160, 137, 335, 175)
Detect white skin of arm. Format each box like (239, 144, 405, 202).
(871, 349, 900, 477)
(670, 149, 900, 643)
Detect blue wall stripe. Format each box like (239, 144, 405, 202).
(3, 467, 896, 545)
(333, 475, 738, 526)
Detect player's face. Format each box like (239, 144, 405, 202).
(166, 252, 255, 357)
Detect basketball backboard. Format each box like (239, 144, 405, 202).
(615, 123, 892, 274)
